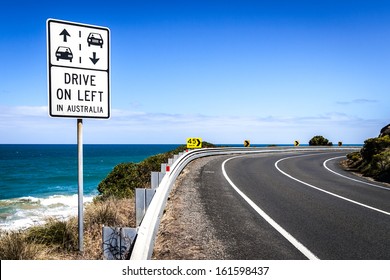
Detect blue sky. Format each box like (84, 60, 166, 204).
(0, 0, 389, 144)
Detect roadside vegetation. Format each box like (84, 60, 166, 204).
(346, 135, 390, 183)
(307, 131, 389, 183)
(0, 142, 216, 259)
(96, 142, 216, 201)
(309, 135, 333, 146)
(0, 198, 134, 260)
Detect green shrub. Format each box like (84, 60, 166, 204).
(346, 151, 362, 162)
(97, 142, 216, 200)
(309, 135, 333, 146)
(25, 218, 78, 251)
(360, 135, 390, 163)
(346, 135, 390, 182)
(97, 163, 140, 200)
(371, 149, 390, 179)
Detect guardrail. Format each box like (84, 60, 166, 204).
(129, 146, 360, 260)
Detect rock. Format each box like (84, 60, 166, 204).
(379, 124, 390, 137)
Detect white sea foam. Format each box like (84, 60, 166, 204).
(0, 195, 94, 230)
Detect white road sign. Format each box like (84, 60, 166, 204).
(47, 19, 110, 118)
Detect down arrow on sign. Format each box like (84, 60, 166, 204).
(90, 52, 100, 65)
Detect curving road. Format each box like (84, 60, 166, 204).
(199, 150, 390, 260)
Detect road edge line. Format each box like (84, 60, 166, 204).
(222, 156, 320, 260)
(275, 155, 390, 216)
(323, 156, 390, 191)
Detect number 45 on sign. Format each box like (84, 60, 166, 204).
(187, 138, 202, 149)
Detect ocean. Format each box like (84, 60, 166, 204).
(0, 144, 180, 230)
(0, 143, 361, 230)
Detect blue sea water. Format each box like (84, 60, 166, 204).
(0, 143, 362, 230)
(0, 144, 180, 230)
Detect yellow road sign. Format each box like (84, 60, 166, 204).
(294, 140, 300, 146)
(187, 138, 202, 149)
(244, 140, 250, 147)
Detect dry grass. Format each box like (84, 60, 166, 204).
(0, 230, 51, 260)
(0, 197, 135, 260)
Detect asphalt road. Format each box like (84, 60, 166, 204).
(199, 150, 390, 260)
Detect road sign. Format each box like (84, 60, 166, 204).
(47, 19, 110, 118)
(244, 140, 250, 147)
(187, 138, 202, 149)
(294, 140, 300, 146)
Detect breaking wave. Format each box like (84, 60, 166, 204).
(0, 194, 94, 230)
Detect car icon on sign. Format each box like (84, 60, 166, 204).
(55, 46, 73, 62)
(87, 33, 103, 48)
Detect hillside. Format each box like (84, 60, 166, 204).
(96, 142, 216, 200)
(346, 134, 390, 183)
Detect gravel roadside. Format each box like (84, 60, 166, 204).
(152, 156, 229, 260)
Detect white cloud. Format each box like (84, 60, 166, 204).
(336, 99, 378, 105)
(0, 105, 384, 144)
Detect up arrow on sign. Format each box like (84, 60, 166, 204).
(59, 29, 70, 42)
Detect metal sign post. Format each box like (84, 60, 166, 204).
(77, 119, 84, 252)
(47, 19, 110, 252)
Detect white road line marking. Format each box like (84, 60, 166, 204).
(323, 156, 390, 191)
(275, 154, 390, 216)
(222, 155, 320, 260)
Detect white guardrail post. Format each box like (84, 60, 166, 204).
(129, 146, 360, 260)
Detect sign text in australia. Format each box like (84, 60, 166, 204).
(47, 19, 110, 118)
